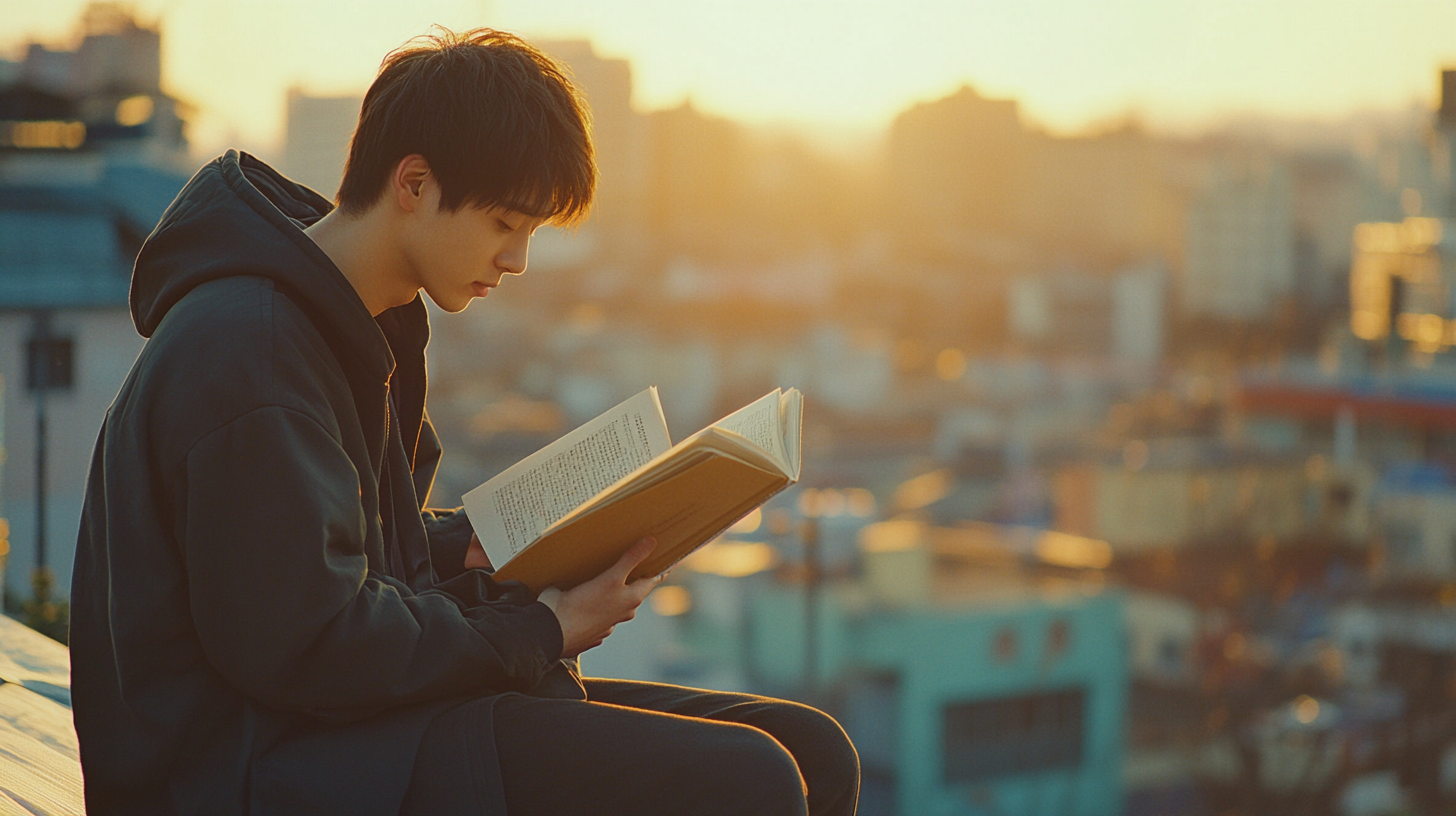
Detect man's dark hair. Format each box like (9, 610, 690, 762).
(336, 28, 595, 225)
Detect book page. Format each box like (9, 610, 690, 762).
(463, 388, 671, 567)
(710, 389, 787, 471)
(781, 388, 803, 481)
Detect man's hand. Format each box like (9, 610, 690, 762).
(544, 537, 664, 658)
(464, 533, 492, 571)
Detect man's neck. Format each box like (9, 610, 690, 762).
(304, 208, 418, 317)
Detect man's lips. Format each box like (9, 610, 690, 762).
(472, 282, 494, 297)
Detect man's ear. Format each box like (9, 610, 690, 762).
(391, 154, 432, 213)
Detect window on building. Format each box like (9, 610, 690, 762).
(26, 335, 74, 391)
(1047, 619, 1070, 658)
(993, 626, 1018, 663)
(1158, 637, 1186, 673)
(942, 688, 1085, 783)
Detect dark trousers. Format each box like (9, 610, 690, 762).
(401, 677, 860, 816)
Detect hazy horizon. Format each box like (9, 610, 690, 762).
(3, 0, 1454, 161)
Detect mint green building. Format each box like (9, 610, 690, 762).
(738, 577, 1127, 816)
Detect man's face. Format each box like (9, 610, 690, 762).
(404, 180, 546, 313)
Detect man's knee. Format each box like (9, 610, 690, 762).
(761, 702, 860, 795)
(804, 705, 858, 765)
(708, 725, 807, 814)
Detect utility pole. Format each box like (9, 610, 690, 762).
(801, 514, 820, 700)
(32, 311, 51, 584)
(24, 311, 71, 639)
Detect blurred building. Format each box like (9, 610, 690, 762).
(1009, 272, 1111, 354)
(1053, 450, 1308, 552)
(745, 520, 1127, 816)
(885, 87, 1185, 274)
(1125, 591, 1201, 685)
(1112, 265, 1167, 366)
(1349, 216, 1455, 354)
(2, 3, 187, 171)
(1440, 69, 1456, 218)
(1374, 463, 1456, 580)
(0, 166, 186, 603)
(643, 100, 747, 258)
(1287, 153, 1369, 314)
(281, 89, 360, 200)
(0, 3, 189, 602)
(1008, 265, 1166, 365)
(1020, 125, 1184, 269)
(1326, 602, 1456, 812)
(537, 40, 650, 259)
(587, 513, 1128, 815)
(1182, 155, 1296, 321)
(887, 85, 1027, 261)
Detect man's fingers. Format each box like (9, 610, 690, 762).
(628, 570, 667, 602)
(607, 537, 657, 582)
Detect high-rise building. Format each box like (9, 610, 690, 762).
(537, 41, 649, 256)
(1182, 156, 1295, 320)
(1019, 125, 1182, 268)
(1287, 154, 1366, 313)
(281, 90, 361, 200)
(1438, 68, 1456, 218)
(643, 101, 746, 257)
(887, 85, 1027, 256)
(884, 86, 1186, 274)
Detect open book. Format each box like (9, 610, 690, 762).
(463, 387, 803, 592)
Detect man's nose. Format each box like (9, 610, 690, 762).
(498, 236, 530, 276)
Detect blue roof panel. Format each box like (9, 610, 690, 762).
(0, 161, 186, 309)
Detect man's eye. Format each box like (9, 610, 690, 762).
(497, 219, 515, 232)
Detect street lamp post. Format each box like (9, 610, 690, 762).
(800, 513, 820, 701)
(31, 312, 52, 586)
(24, 311, 73, 638)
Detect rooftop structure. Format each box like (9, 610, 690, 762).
(1350, 217, 1456, 356)
(714, 521, 1129, 816)
(0, 4, 190, 604)
(1, 5, 186, 169)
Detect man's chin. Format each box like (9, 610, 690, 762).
(421, 289, 472, 314)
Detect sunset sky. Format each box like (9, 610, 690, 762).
(3, 0, 1454, 157)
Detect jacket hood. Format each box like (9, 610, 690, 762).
(131, 150, 396, 382)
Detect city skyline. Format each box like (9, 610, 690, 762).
(2, 0, 1454, 159)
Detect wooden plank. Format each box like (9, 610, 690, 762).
(0, 682, 83, 816)
(0, 616, 70, 708)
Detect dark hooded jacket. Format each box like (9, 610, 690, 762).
(70, 151, 574, 815)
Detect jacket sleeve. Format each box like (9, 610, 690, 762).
(180, 405, 563, 721)
(421, 508, 474, 583)
(412, 410, 475, 583)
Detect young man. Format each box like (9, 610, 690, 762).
(70, 28, 858, 816)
